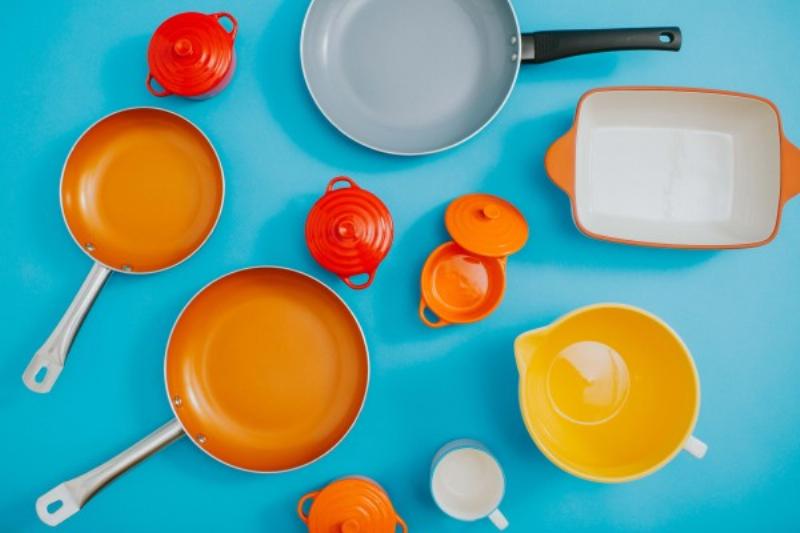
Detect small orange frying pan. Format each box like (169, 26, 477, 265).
(23, 108, 224, 393)
(36, 267, 369, 527)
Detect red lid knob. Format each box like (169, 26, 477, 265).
(147, 12, 237, 98)
(305, 177, 393, 290)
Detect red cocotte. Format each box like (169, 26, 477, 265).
(306, 177, 393, 290)
(147, 12, 238, 99)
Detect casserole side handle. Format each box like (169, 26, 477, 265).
(782, 137, 800, 203)
(545, 128, 576, 198)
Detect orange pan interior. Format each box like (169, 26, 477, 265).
(61, 108, 223, 273)
(165, 268, 369, 472)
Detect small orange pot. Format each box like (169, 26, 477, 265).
(298, 477, 407, 533)
(419, 194, 527, 328)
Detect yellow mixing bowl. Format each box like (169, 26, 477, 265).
(515, 304, 707, 482)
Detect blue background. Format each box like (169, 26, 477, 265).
(2, 0, 799, 531)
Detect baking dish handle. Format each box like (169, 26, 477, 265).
(782, 138, 800, 203)
(545, 128, 576, 197)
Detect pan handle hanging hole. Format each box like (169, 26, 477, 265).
(197, 434, 207, 444)
(34, 365, 48, 384)
(659, 32, 674, 43)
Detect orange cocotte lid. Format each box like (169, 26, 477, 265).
(147, 12, 238, 97)
(298, 478, 407, 533)
(445, 193, 528, 257)
(306, 177, 393, 290)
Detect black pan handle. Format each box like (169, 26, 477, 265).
(521, 27, 681, 64)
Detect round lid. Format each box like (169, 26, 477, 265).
(445, 193, 528, 257)
(299, 478, 407, 533)
(147, 12, 237, 97)
(305, 177, 393, 290)
(419, 242, 506, 328)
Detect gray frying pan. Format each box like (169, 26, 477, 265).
(301, 0, 681, 155)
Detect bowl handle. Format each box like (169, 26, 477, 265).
(146, 73, 171, 97)
(395, 514, 408, 532)
(212, 12, 238, 40)
(419, 300, 449, 328)
(296, 491, 320, 524)
(781, 137, 800, 203)
(545, 128, 576, 198)
(683, 435, 708, 459)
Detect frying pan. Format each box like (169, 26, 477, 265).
(36, 267, 369, 526)
(301, 0, 682, 155)
(23, 108, 224, 393)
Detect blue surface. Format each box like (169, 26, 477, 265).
(2, 1, 799, 531)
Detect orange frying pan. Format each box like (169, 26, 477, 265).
(36, 267, 369, 527)
(23, 108, 224, 393)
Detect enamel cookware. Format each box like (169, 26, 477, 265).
(306, 177, 393, 289)
(301, 0, 681, 155)
(23, 108, 224, 393)
(515, 304, 707, 482)
(546, 87, 800, 248)
(147, 11, 238, 98)
(419, 194, 527, 327)
(36, 267, 369, 526)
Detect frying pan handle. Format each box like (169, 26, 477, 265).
(545, 128, 576, 197)
(36, 419, 184, 526)
(419, 299, 449, 328)
(342, 270, 376, 290)
(212, 12, 238, 40)
(23, 262, 111, 393)
(781, 138, 800, 203)
(146, 73, 172, 97)
(521, 27, 681, 64)
(296, 490, 321, 524)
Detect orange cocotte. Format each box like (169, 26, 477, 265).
(298, 477, 407, 533)
(515, 304, 708, 483)
(419, 194, 528, 328)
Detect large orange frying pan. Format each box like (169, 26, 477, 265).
(23, 108, 224, 393)
(36, 267, 369, 527)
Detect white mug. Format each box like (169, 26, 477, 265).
(430, 440, 509, 530)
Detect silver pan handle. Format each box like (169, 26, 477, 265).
(36, 419, 184, 527)
(23, 262, 111, 393)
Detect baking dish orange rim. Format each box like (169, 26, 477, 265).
(58, 106, 225, 274)
(517, 302, 701, 483)
(162, 265, 370, 474)
(545, 86, 800, 249)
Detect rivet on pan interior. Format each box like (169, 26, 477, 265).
(197, 434, 207, 445)
(85, 243, 95, 252)
(510, 35, 518, 44)
(122, 265, 132, 272)
(511, 53, 518, 62)
(173, 395, 182, 407)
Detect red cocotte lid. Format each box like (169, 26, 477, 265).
(147, 12, 238, 98)
(306, 177, 393, 290)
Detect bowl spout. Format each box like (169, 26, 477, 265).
(514, 327, 550, 375)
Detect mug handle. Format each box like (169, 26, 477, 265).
(297, 491, 320, 524)
(419, 299, 449, 328)
(683, 435, 708, 459)
(488, 508, 509, 530)
(212, 12, 238, 40)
